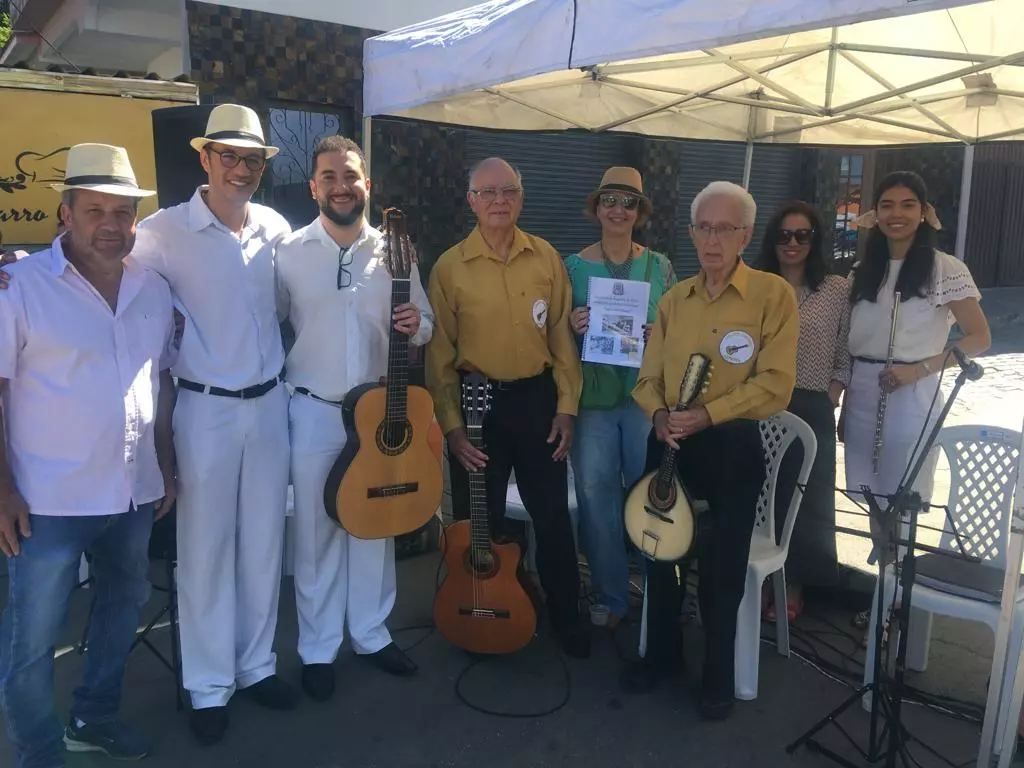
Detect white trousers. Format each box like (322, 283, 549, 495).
(174, 384, 290, 709)
(289, 393, 396, 664)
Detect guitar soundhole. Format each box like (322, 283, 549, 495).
(464, 548, 498, 577)
(648, 477, 677, 510)
(375, 420, 413, 456)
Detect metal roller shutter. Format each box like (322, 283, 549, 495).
(463, 130, 638, 255)
(672, 141, 801, 280)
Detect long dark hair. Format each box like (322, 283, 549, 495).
(850, 171, 936, 304)
(755, 200, 829, 290)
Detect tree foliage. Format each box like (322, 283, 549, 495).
(0, 14, 11, 50)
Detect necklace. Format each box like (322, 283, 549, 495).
(601, 242, 634, 280)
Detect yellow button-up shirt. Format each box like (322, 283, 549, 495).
(426, 225, 583, 433)
(633, 259, 798, 426)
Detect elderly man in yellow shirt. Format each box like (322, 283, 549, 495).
(426, 157, 589, 658)
(625, 181, 799, 719)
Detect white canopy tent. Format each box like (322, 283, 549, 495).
(363, 0, 1024, 257)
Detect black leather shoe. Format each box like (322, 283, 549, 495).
(363, 643, 418, 677)
(556, 624, 591, 659)
(698, 693, 735, 721)
(240, 675, 299, 710)
(301, 664, 335, 702)
(190, 706, 228, 746)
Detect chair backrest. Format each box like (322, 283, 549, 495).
(754, 410, 818, 551)
(934, 425, 1021, 570)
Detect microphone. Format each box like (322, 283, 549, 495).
(950, 346, 984, 381)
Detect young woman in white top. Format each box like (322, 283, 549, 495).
(841, 171, 991, 627)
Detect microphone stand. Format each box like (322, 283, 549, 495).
(787, 358, 980, 768)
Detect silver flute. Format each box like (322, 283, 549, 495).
(873, 290, 901, 475)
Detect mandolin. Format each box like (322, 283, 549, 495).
(433, 372, 537, 655)
(324, 208, 444, 540)
(623, 352, 712, 562)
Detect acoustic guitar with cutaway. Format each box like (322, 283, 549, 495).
(623, 352, 712, 562)
(324, 208, 443, 540)
(433, 372, 537, 655)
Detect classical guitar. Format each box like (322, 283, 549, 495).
(324, 208, 444, 540)
(433, 372, 537, 655)
(623, 352, 712, 562)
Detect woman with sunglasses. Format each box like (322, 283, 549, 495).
(842, 171, 990, 632)
(755, 201, 851, 621)
(565, 167, 677, 628)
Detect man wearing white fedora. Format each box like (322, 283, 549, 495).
(130, 103, 296, 743)
(0, 143, 178, 767)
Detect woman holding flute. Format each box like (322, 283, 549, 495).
(841, 171, 991, 630)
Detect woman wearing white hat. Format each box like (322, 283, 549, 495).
(129, 103, 296, 744)
(0, 143, 176, 766)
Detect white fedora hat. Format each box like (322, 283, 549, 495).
(50, 143, 155, 198)
(189, 103, 279, 158)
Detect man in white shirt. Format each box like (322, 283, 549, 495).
(130, 104, 296, 744)
(0, 143, 177, 768)
(276, 135, 434, 701)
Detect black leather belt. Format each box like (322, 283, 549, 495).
(178, 372, 283, 400)
(461, 369, 552, 393)
(853, 355, 923, 366)
(294, 386, 344, 405)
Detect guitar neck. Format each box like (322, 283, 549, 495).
(465, 424, 491, 553)
(384, 278, 411, 426)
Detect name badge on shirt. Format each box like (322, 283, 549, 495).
(720, 330, 755, 365)
(532, 298, 548, 328)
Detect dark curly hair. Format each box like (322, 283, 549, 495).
(850, 170, 936, 304)
(754, 200, 829, 290)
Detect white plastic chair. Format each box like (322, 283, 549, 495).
(860, 426, 1022, 756)
(505, 464, 580, 572)
(734, 410, 818, 700)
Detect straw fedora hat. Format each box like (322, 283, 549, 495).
(585, 166, 652, 222)
(189, 103, 279, 158)
(50, 143, 155, 198)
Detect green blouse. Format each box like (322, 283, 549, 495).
(564, 248, 678, 410)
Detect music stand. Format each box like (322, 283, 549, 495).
(787, 359, 982, 768)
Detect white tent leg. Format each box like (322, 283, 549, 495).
(363, 115, 373, 178)
(742, 140, 754, 189)
(955, 144, 975, 260)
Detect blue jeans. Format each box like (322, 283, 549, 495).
(0, 503, 154, 768)
(570, 401, 651, 619)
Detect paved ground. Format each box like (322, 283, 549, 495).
(0, 288, 1021, 768)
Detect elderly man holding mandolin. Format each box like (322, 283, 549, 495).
(276, 136, 433, 702)
(426, 157, 589, 659)
(626, 181, 798, 720)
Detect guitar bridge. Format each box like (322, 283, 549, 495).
(367, 482, 419, 499)
(458, 607, 511, 619)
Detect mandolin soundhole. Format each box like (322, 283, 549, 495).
(647, 477, 677, 510)
(375, 420, 413, 456)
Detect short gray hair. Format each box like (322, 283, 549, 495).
(467, 157, 523, 190)
(690, 181, 756, 228)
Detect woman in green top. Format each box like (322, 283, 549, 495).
(566, 167, 677, 626)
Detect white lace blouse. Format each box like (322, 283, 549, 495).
(848, 250, 981, 362)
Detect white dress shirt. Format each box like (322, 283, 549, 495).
(133, 187, 291, 390)
(276, 218, 434, 401)
(0, 238, 177, 516)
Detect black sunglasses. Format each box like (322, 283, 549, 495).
(599, 193, 640, 211)
(207, 147, 266, 172)
(337, 246, 353, 289)
(776, 228, 814, 246)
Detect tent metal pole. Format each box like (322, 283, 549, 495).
(742, 104, 757, 189)
(362, 115, 373, 179)
(955, 144, 975, 260)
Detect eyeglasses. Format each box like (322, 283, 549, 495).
(207, 147, 266, 172)
(337, 246, 353, 289)
(692, 223, 746, 240)
(775, 228, 814, 246)
(598, 193, 639, 211)
(470, 186, 523, 203)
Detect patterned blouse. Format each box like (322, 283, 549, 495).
(794, 274, 852, 392)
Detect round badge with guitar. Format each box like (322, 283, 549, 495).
(623, 352, 713, 562)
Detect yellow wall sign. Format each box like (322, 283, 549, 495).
(1, 90, 177, 247)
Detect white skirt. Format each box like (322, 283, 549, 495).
(844, 360, 943, 503)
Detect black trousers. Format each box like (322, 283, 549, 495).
(774, 388, 839, 588)
(643, 419, 764, 699)
(449, 370, 582, 632)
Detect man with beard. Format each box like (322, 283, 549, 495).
(129, 104, 296, 743)
(275, 135, 433, 700)
(0, 143, 177, 767)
